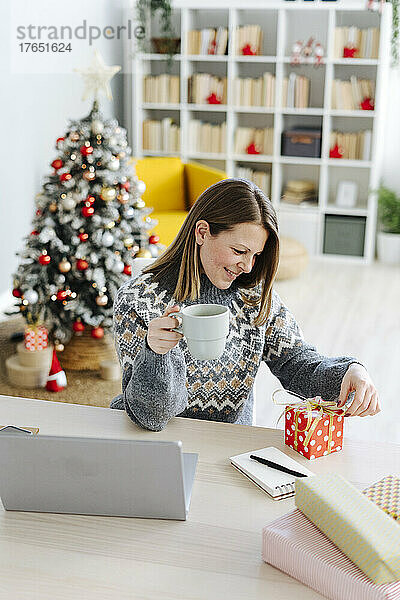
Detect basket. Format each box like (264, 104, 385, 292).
(151, 37, 181, 54)
(60, 329, 118, 371)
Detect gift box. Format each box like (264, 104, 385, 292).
(262, 508, 400, 600)
(284, 398, 344, 460)
(363, 475, 400, 523)
(295, 473, 400, 585)
(24, 325, 48, 352)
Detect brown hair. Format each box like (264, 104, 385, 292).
(143, 178, 279, 326)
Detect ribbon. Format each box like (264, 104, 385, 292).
(272, 389, 346, 454)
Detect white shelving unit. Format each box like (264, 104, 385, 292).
(125, 0, 391, 262)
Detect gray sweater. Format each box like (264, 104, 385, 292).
(110, 271, 358, 430)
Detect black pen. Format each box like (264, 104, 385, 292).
(249, 455, 308, 478)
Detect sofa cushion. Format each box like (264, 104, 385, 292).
(135, 157, 186, 211)
(150, 210, 188, 247)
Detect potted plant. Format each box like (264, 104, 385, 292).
(136, 0, 179, 69)
(376, 185, 400, 264)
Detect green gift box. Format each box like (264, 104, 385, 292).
(295, 472, 400, 585)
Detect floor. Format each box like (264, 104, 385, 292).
(255, 258, 400, 444)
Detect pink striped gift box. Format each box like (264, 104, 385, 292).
(262, 509, 400, 600)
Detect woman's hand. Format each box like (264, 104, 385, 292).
(146, 305, 183, 355)
(337, 363, 381, 417)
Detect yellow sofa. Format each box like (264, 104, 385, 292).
(134, 157, 227, 247)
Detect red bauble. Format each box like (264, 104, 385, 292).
(56, 137, 65, 145)
(206, 92, 222, 105)
(36, 209, 42, 216)
(38, 254, 51, 265)
(241, 43, 257, 56)
(79, 232, 89, 242)
(91, 327, 104, 339)
(121, 181, 130, 191)
(12, 288, 22, 298)
(31, 230, 38, 236)
(82, 205, 95, 217)
(60, 172, 72, 182)
(72, 320, 85, 333)
(51, 159, 63, 170)
(80, 145, 94, 156)
(123, 264, 132, 276)
(149, 234, 160, 245)
(85, 195, 95, 204)
(56, 290, 68, 301)
(246, 142, 260, 155)
(329, 144, 344, 159)
(76, 259, 89, 271)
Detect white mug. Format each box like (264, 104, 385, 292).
(172, 304, 230, 361)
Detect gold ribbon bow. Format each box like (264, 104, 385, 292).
(272, 389, 345, 453)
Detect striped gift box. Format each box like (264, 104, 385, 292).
(262, 509, 400, 600)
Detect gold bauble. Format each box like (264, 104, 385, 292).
(123, 236, 134, 248)
(136, 248, 152, 258)
(134, 199, 146, 209)
(83, 171, 96, 182)
(59, 259, 71, 273)
(100, 186, 117, 202)
(95, 295, 108, 306)
(49, 202, 57, 212)
(117, 191, 130, 204)
(69, 131, 80, 142)
(55, 342, 64, 352)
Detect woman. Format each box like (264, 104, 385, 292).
(110, 179, 380, 431)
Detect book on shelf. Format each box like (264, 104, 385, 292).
(330, 129, 372, 161)
(332, 77, 375, 110)
(282, 73, 310, 109)
(235, 24, 263, 55)
(237, 166, 271, 196)
(186, 27, 228, 55)
(234, 72, 275, 107)
(143, 75, 180, 104)
(189, 119, 226, 153)
(234, 126, 273, 155)
(143, 118, 180, 152)
(188, 73, 227, 104)
(334, 26, 379, 59)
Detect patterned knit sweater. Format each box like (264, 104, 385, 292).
(110, 271, 358, 431)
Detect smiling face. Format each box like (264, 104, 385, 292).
(194, 221, 268, 289)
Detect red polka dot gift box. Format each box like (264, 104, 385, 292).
(284, 398, 345, 460)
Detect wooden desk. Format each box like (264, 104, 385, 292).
(1, 395, 399, 600)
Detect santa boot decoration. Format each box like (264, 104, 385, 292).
(46, 349, 67, 392)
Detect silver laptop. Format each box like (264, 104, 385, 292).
(0, 432, 198, 520)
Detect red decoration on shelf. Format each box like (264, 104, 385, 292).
(51, 159, 63, 170)
(76, 259, 89, 271)
(149, 234, 160, 245)
(91, 327, 104, 339)
(46, 349, 67, 392)
(72, 320, 85, 333)
(206, 92, 222, 105)
(60, 172, 72, 182)
(38, 254, 51, 265)
(208, 38, 217, 55)
(79, 232, 89, 242)
(56, 290, 68, 301)
(329, 144, 344, 159)
(121, 181, 130, 191)
(81, 205, 95, 218)
(241, 43, 257, 56)
(246, 142, 261, 155)
(12, 288, 22, 298)
(360, 97, 374, 111)
(343, 46, 358, 58)
(80, 145, 94, 156)
(123, 264, 132, 276)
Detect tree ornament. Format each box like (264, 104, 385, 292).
(80, 144, 94, 156)
(62, 195, 76, 210)
(91, 327, 104, 339)
(149, 244, 159, 258)
(51, 159, 63, 170)
(124, 207, 134, 219)
(56, 137, 65, 146)
(79, 232, 89, 242)
(117, 191, 130, 204)
(49, 202, 57, 213)
(85, 195, 96, 204)
(83, 170, 96, 181)
(91, 119, 104, 134)
(123, 236, 134, 248)
(60, 172, 72, 182)
(136, 180, 146, 195)
(134, 198, 146, 209)
(39, 253, 51, 265)
(102, 231, 114, 247)
(23, 289, 39, 304)
(73, 320, 85, 334)
(76, 259, 89, 271)
(136, 248, 152, 258)
(31, 230, 39, 236)
(69, 131, 80, 142)
(123, 264, 132, 276)
(74, 49, 121, 101)
(54, 342, 65, 352)
(96, 295, 108, 306)
(59, 259, 71, 273)
(82, 205, 95, 217)
(56, 290, 68, 301)
(149, 234, 160, 244)
(100, 186, 117, 202)
(121, 181, 130, 191)
(108, 157, 120, 171)
(12, 288, 22, 298)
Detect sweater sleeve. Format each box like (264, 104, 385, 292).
(262, 290, 361, 402)
(110, 286, 188, 431)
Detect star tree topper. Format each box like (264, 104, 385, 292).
(74, 49, 121, 101)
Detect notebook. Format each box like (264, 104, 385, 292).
(230, 446, 315, 500)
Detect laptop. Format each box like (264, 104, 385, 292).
(0, 433, 198, 520)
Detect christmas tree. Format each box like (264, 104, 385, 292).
(10, 50, 163, 348)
